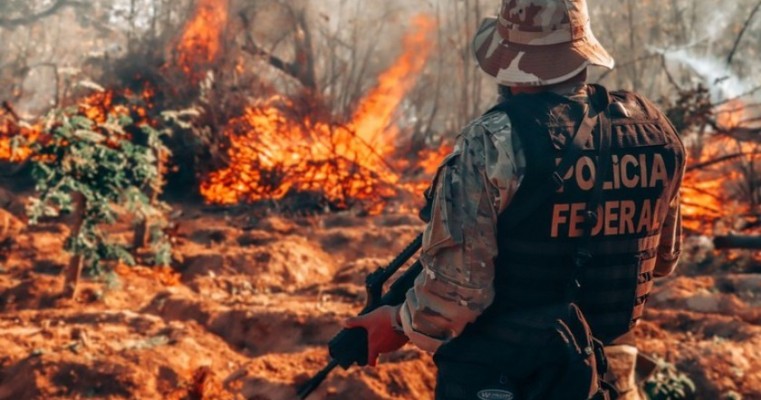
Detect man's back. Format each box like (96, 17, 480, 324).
(428, 84, 685, 399)
(346, 1, 687, 399)
(484, 85, 686, 343)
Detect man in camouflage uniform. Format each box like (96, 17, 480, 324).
(346, 1, 685, 399)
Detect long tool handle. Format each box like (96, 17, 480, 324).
(374, 233, 423, 283)
(364, 233, 423, 310)
(296, 234, 424, 399)
(297, 359, 339, 399)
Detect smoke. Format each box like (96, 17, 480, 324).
(661, 48, 753, 100)
(648, 3, 759, 102)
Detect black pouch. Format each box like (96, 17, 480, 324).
(435, 359, 520, 400)
(435, 303, 606, 400)
(518, 303, 600, 400)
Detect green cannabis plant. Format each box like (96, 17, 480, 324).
(26, 104, 172, 298)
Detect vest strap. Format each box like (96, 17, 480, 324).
(631, 303, 646, 319)
(640, 257, 657, 274)
(570, 87, 614, 297)
(494, 99, 601, 231)
(636, 280, 655, 298)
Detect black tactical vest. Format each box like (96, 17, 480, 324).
(477, 85, 685, 344)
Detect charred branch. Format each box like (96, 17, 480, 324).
(681, 201, 722, 216)
(686, 151, 761, 172)
(660, 54, 683, 92)
(708, 121, 761, 143)
(0, 0, 85, 28)
(1, 102, 20, 121)
(239, 10, 317, 90)
(291, 9, 317, 91)
(714, 235, 761, 250)
(727, 1, 761, 66)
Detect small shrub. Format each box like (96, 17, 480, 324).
(644, 358, 697, 400)
(26, 103, 172, 296)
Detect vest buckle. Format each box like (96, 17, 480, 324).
(551, 171, 565, 191)
(584, 210, 598, 229)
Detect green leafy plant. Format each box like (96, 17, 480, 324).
(644, 358, 697, 400)
(26, 104, 172, 298)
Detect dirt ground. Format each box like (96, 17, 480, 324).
(0, 197, 760, 400)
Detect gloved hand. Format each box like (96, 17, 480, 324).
(344, 305, 409, 366)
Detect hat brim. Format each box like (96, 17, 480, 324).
(473, 18, 615, 87)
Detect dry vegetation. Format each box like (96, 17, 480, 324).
(0, 0, 760, 399)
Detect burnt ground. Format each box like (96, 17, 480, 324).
(0, 200, 759, 400)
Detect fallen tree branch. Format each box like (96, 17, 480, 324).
(716, 124, 761, 142)
(686, 151, 761, 172)
(714, 235, 761, 250)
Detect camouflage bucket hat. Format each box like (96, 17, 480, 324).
(473, 0, 615, 86)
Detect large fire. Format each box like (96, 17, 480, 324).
(200, 16, 441, 213)
(681, 136, 754, 233)
(681, 99, 761, 235)
(174, 0, 229, 82)
(2, 2, 758, 235)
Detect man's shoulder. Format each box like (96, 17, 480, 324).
(606, 88, 685, 154)
(607, 88, 667, 120)
(449, 109, 521, 175)
(459, 108, 513, 143)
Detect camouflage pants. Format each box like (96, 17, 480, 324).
(603, 345, 645, 400)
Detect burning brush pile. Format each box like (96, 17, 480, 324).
(200, 16, 445, 214)
(0, 2, 446, 217)
(670, 85, 761, 267)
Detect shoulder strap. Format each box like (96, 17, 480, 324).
(502, 103, 600, 230)
(568, 86, 615, 296)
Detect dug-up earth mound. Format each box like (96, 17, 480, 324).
(0, 204, 760, 399)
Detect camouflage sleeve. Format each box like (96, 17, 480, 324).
(654, 133, 686, 278)
(654, 194, 682, 277)
(399, 113, 524, 353)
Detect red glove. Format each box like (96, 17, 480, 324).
(344, 305, 409, 367)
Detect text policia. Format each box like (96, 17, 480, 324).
(551, 152, 671, 239)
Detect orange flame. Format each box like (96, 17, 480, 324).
(417, 145, 454, 176)
(175, 0, 229, 81)
(80, 90, 117, 124)
(680, 99, 761, 235)
(681, 133, 761, 234)
(79, 86, 155, 126)
(0, 86, 155, 162)
(201, 16, 440, 213)
(351, 16, 438, 154)
(716, 99, 746, 130)
(0, 108, 40, 162)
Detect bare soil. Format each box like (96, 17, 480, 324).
(0, 201, 759, 399)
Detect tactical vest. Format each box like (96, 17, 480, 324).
(478, 85, 685, 344)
